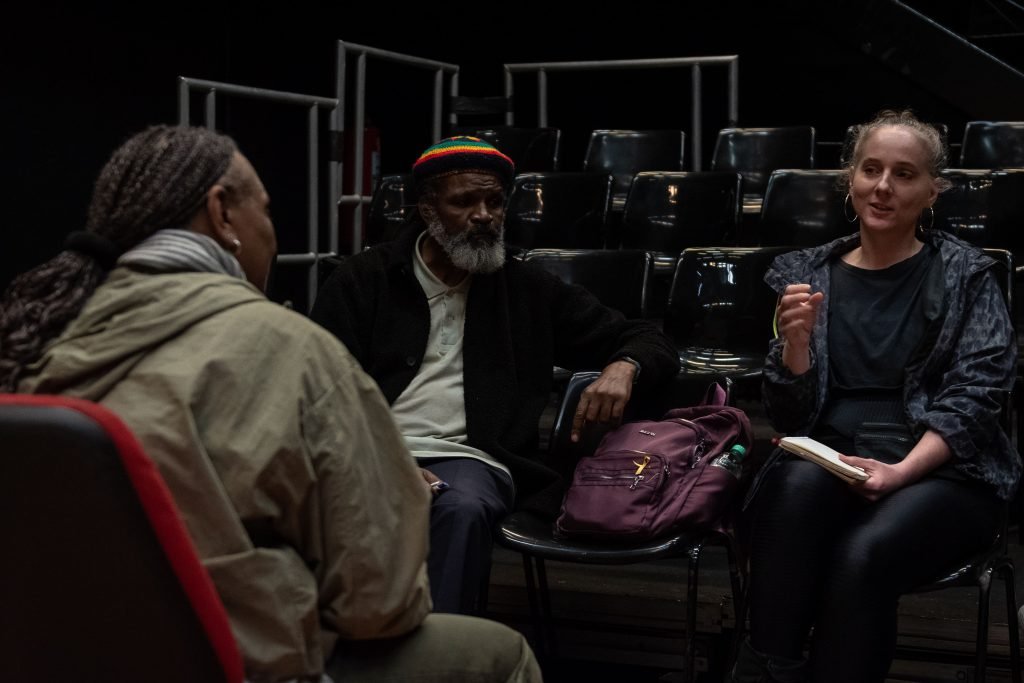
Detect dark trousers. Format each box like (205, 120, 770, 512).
(748, 458, 1000, 683)
(422, 458, 514, 615)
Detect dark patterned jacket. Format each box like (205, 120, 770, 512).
(311, 223, 680, 510)
(760, 230, 1020, 500)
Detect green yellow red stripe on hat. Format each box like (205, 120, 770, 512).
(412, 136, 515, 187)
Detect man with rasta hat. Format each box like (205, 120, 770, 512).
(312, 137, 679, 614)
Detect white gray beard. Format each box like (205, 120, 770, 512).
(425, 215, 506, 274)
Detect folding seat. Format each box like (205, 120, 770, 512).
(664, 247, 793, 383)
(0, 394, 244, 683)
(960, 121, 1024, 169)
(621, 171, 742, 252)
(452, 126, 561, 172)
(900, 510, 1020, 683)
(711, 127, 815, 214)
(365, 173, 416, 247)
(496, 370, 745, 683)
(504, 173, 612, 250)
(621, 171, 742, 317)
(522, 248, 651, 320)
(583, 130, 686, 213)
(758, 170, 850, 247)
(935, 169, 1024, 252)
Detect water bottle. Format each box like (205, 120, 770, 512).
(711, 444, 747, 479)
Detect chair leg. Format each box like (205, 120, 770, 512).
(685, 540, 705, 683)
(536, 558, 558, 657)
(725, 536, 747, 671)
(1000, 560, 1021, 683)
(477, 556, 492, 617)
(521, 554, 546, 658)
(976, 567, 994, 683)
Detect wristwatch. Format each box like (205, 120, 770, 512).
(619, 356, 642, 384)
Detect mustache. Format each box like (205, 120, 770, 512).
(465, 226, 501, 241)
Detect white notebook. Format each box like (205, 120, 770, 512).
(777, 436, 869, 483)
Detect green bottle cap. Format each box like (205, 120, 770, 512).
(729, 444, 747, 459)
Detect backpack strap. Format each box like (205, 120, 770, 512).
(703, 381, 728, 407)
(661, 381, 728, 419)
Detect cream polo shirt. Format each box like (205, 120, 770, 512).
(390, 233, 512, 480)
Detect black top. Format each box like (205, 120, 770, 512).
(818, 243, 943, 439)
(761, 229, 1018, 499)
(829, 243, 943, 390)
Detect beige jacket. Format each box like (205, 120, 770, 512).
(20, 268, 431, 682)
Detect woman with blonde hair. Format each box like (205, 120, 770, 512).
(734, 110, 1020, 682)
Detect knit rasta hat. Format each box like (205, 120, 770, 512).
(412, 136, 515, 188)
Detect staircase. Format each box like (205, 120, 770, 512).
(794, 0, 1024, 120)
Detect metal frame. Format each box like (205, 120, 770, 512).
(335, 41, 459, 253)
(503, 55, 739, 171)
(176, 51, 736, 308)
(177, 44, 459, 308)
(178, 77, 339, 312)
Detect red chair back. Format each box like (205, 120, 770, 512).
(0, 394, 244, 683)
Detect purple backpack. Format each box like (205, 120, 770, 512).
(555, 384, 753, 541)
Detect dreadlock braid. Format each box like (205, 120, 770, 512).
(0, 125, 237, 391)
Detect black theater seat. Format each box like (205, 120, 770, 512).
(505, 172, 612, 250)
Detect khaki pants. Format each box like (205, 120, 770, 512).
(327, 614, 542, 683)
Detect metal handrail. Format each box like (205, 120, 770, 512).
(335, 41, 460, 253)
(178, 77, 340, 313)
(503, 55, 739, 171)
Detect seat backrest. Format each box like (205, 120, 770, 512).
(366, 173, 417, 247)
(621, 171, 742, 251)
(665, 247, 792, 354)
(934, 169, 996, 248)
(583, 130, 686, 207)
(0, 394, 243, 683)
(452, 126, 561, 172)
(935, 169, 1024, 253)
(759, 169, 851, 247)
(504, 172, 612, 249)
(523, 248, 651, 319)
(711, 126, 816, 201)
(960, 121, 1024, 168)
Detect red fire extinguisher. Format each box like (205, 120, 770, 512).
(339, 123, 381, 254)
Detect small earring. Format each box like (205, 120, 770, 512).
(843, 193, 859, 223)
(231, 239, 241, 253)
(923, 206, 935, 231)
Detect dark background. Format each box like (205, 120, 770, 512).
(2, 1, 1016, 298)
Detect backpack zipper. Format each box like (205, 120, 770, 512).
(666, 417, 707, 469)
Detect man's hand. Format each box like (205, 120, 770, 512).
(419, 467, 447, 496)
(571, 360, 636, 443)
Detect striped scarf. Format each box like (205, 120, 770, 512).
(117, 229, 245, 279)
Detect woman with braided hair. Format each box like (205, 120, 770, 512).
(0, 125, 274, 391)
(4, 126, 541, 683)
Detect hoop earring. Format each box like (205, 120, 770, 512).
(843, 193, 859, 223)
(922, 206, 935, 231)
